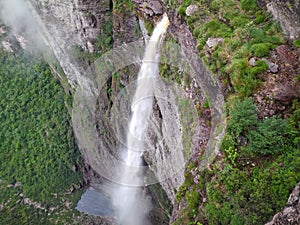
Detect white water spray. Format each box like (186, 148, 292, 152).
(112, 14, 170, 225)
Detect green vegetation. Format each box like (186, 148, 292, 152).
(246, 117, 294, 154)
(205, 142, 300, 225)
(174, 98, 299, 225)
(294, 39, 300, 48)
(224, 97, 298, 155)
(95, 14, 113, 53)
(144, 20, 155, 35)
(250, 43, 272, 57)
(170, 0, 300, 224)
(0, 50, 83, 223)
(113, 0, 134, 13)
(227, 97, 257, 137)
(181, 0, 284, 98)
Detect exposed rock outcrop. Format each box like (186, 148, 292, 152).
(257, 0, 300, 40)
(185, 4, 199, 17)
(254, 44, 300, 118)
(265, 182, 300, 225)
(32, 0, 111, 52)
(144, 81, 186, 204)
(133, 0, 164, 17)
(27, 0, 111, 86)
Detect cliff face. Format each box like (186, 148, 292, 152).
(33, 0, 111, 52)
(28, 0, 111, 85)
(28, 0, 188, 207)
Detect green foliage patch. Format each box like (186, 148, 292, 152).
(0, 50, 82, 223)
(250, 43, 272, 57)
(181, 0, 284, 98)
(246, 117, 294, 154)
(205, 147, 300, 225)
(227, 97, 257, 137)
(210, 98, 300, 224)
(294, 39, 300, 48)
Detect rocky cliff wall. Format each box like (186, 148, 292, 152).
(28, 0, 111, 86)
(31, 0, 111, 52)
(257, 0, 300, 40)
(28, 0, 189, 205)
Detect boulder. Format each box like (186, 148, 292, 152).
(206, 37, 223, 48)
(185, 4, 199, 16)
(147, 0, 163, 15)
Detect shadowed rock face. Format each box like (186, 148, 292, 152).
(265, 182, 300, 225)
(32, 0, 111, 52)
(27, 0, 111, 86)
(257, 0, 300, 40)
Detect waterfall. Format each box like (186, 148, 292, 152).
(112, 14, 170, 225)
(126, 14, 169, 170)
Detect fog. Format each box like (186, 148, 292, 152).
(0, 0, 46, 51)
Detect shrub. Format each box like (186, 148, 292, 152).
(265, 35, 282, 45)
(233, 45, 251, 59)
(255, 14, 266, 24)
(231, 15, 251, 28)
(227, 97, 257, 137)
(226, 58, 248, 74)
(230, 215, 244, 225)
(241, 0, 258, 12)
(293, 39, 300, 48)
(248, 60, 268, 76)
(250, 43, 271, 57)
(178, 6, 186, 16)
(197, 38, 206, 51)
(220, 202, 232, 225)
(210, 0, 235, 11)
(185, 190, 200, 209)
(246, 117, 293, 154)
(204, 19, 233, 38)
(205, 203, 220, 224)
(250, 28, 266, 43)
(222, 134, 238, 165)
(227, 57, 266, 97)
(204, 19, 221, 32)
(193, 27, 201, 37)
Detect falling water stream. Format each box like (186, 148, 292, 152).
(111, 14, 170, 225)
(126, 14, 170, 174)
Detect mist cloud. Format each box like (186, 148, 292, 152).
(0, 0, 45, 50)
